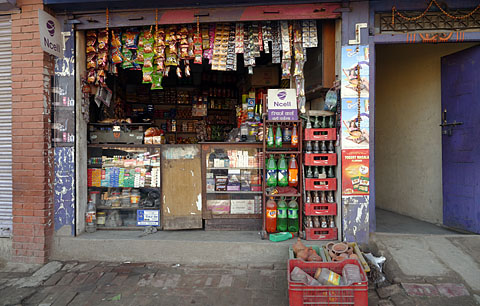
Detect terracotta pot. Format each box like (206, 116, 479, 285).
(328, 249, 337, 260)
(332, 242, 348, 254)
(326, 242, 335, 251)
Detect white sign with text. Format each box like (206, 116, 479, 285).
(38, 9, 63, 58)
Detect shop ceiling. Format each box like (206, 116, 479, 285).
(45, 1, 343, 29)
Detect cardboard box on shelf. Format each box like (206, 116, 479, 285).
(230, 199, 255, 214)
(207, 200, 230, 214)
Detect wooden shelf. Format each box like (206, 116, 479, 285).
(265, 151, 301, 154)
(211, 214, 262, 219)
(96, 206, 160, 210)
(207, 191, 262, 194)
(266, 193, 301, 197)
(206, 167, 261, 170)
(88, 144, 160, 148)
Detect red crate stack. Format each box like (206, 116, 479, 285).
(302, 116, 338, 241)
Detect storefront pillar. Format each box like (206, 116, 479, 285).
(11, 0, 55, 264)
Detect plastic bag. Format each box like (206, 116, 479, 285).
(324, 89, 338, 111)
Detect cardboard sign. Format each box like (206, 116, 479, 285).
(137, 210, 160, 226)
(38, 9, 63, 58)
(267, 89, 298, 120)
(342, 149, 369, 195)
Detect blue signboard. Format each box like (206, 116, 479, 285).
(137, 210, 160, 226)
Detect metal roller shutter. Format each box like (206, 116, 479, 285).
(0, 14, 11, 237)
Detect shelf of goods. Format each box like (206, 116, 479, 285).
(302, 122, 339, 240)
(201, 143, 264, 230)
(87, 146, 162, 230)
(261, 119, 303, 240)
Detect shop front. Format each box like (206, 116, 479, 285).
(46, 2, 346, 244)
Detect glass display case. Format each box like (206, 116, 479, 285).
(87, 145, 161, 229)
(201, 143, 263, 228)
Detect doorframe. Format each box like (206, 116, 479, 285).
(368, 30, 480, 233)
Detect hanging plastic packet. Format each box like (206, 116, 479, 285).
(124, 29, 139, 50)
(98, 29, 109, 50)
(176, 66, 182, 78)
(143, 52, 154, 68)
(280, 21, 291, 59)
(302, 20, 310, 48)
(96, 69, 105, 84)
(142, 66, 154, 83)
(324, 89, 338, 111)
(87, 52, 97, 69)
(151, 72, 163, 90)
(97, 51, 108, 69)
(193, 32, 203, 64)
(111, 48, 123, 64)
(165, 47, 178, 66)
(185, 60, 191, 77)
(258, 22, 263, 52)
(309, 20, 318, 48)
(111, 30, 122, 48)
(86, 31, 97, 53)
(271, 22, 281, 64)
(204, 24, 215, 63)
(281, 60, 291, 79)
(235, 23, 244, 54)
(121, 47, 133, 69)
(87, 69, 96, 84)
(201, 24, 210, 50)
(163, 66, 170, 77)
(165, 26, 177, 54)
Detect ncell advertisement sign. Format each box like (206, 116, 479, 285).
(38, 9, 63, 58)
(267, 89, 298, 120)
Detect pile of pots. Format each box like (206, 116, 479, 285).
(326, 242, 358, 261)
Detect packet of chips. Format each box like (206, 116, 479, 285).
(123, 29, 139, 50)
(151, 72, 163, 90)
(86, 31, 97, 53)
(143, 52, 154, 68)
(98, 29, 109, 50)
(87, 69, 96, 84)
(111, 30, 122, 48)
(142, 66, 154, 83)
(121, 47, 133, 69)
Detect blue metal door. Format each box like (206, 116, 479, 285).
(441, 45, 480, 233)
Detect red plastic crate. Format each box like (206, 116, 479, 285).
(304, 128, 337, 141)
(305, 178, 337, 191)
(288, 259, 368, 306)
(304, 153, 337, 166)
(304, 203, 337, 216)
(305, 227, 338, 240)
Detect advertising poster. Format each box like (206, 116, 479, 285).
(342, 149, 370, 196)
(267, 89, 298, 120)
(341, 97, 369, 149)
(340, 45, 369, 98)
(137, 210, 160, 226)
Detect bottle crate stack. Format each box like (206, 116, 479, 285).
(302, 114, 338, 240)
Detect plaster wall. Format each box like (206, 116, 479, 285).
(375, 43, 476, 224)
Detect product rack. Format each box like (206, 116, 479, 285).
(261, 95, 303, 239)
(300, 110, 339, 240)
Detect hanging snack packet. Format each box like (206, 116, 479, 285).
(165, 47, 178, 66)
(165, 26, 177, 54)
(87, 52, 97, 69)
(184, 60, 191, 77)
(143, 52, 154, 68)
(111, 30, 122, 48)
(86, 31, 97, 53)
(151, 72, 163, 90)
(111, 48, 123, 64)
(142, 66, 154, 83)
(124, 29, 139, 50)
(98, 29, 109, 50)
(97, 50, 108, 69)
(135, 48, 144, 64)
(96, 69, 105, 84)
(176, 66, 182, 78)
(281, 60, 291, 79)
(87, 69, 96, 84)
(121, 47, 133, 69)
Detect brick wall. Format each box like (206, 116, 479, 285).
(11, 0, 55, 264)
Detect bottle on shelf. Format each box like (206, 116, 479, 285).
(277, 197, 288, 232)
(313, 166, 320, 179)
(321, 216, 328, 228)
(313, 141, 319, 154)
(267, 126, 274, 148)
(305, 191, 312, 203)
(291, 124, 299, 148)
(329, 216, 336, 228)
(275, 125, 283, 148)
(306, 166, 313, 178)
(327, 191, 335, 203)
(313, 191, 320, 203)
(85, 200, 96, 233)
(321, 116, 327, 128)
(277, 154, 288, 187)
(288, 155, 299, 187)
(313, 116, 320, 128)
(328, 141, 335, 153)
(266, 155, 278, 187)
(305, 117, 312, 129)
(305, 141, 313, 154)
(328, 116, 335, 128)
(319, 166, 326, 179)
(321, 141, 327, 153)
(320, 191, 326, 203)
(327, 166, 335, 178)
(283, 126, 291, 142)
(266, 197, 277, 233)
(287, 197, 299, 232)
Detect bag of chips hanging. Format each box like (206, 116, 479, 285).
(151, 72, 163, 90)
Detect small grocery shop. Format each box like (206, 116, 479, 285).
(49, 3, 345, 239)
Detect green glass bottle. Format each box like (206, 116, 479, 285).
(287, 197, 299, 232)
(277, 197, 288, 232)
(266, 156, 278, 187)
(275, 126, 283, 148)
(267, 126, 274, 148)
(321, 116, 327, 128)
(277, 155, 288, 187)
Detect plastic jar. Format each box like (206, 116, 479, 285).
(97, 212, 106, 227)
(130, 189, 140, 206)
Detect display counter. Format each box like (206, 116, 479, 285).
(200, 142, 263, 230)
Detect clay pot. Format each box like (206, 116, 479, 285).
(332, 242, 348, 254)
(293, 238, 307, 255)
(328, 249, 337, 260)
(326, 242, 335, 251)
(297, 248, 309, 261)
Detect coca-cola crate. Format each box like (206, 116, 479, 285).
(304, 153, 337, 166)
(304, 128, 336, 141)
(305, 227, 338, 240)
(304, 203, 337, 216)
(288, 259, 368, 306)
(305, 178, 337, 191)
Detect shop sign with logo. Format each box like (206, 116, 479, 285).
(267, 89, 298, 120)
(137, 210, 160, 226)
(38, 9, 63, 58)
